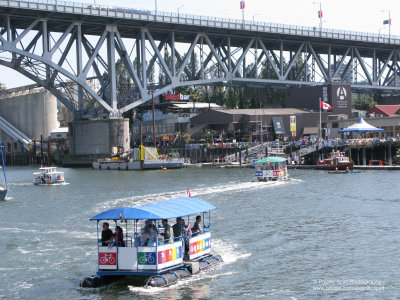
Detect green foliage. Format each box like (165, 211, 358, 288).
(352, 94, 377, 110)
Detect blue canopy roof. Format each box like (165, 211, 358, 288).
(90, 197, 216, 221)
(338, 117, 384, 133)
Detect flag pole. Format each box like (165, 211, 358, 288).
(319, 97, 322, 139)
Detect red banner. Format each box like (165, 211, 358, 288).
(164, 93, 190, 101)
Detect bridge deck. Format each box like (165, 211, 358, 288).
(0, 0, 399, 48)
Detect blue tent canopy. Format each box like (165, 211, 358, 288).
(90, 197, 216, 221)
(338, 117, 384, 133)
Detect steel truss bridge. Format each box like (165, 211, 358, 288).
(1, 0, 400, 118)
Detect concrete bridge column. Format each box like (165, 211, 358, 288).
(69, 117, 130, 156)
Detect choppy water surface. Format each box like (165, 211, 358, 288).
(1, 166, 399, 299)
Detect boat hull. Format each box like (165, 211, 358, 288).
(80, 254, 222, 288)
(0, 188, 7, 200)
(33, 180, 65, 186)
(316, 163, 353, 170)
(93, 159, 184, 170)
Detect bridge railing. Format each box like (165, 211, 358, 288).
(2, 0, 399, 44)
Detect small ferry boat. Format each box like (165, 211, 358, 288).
(0, 137, 7, 200)
(33, 167, 65, 185)
(81, 197, 222, 288)
(317, 151, 353, 170)
(255, 157, 289, 182)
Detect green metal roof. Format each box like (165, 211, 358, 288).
(256, 157, 287, 163)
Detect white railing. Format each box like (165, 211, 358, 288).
(224, 142, 281, 163)
(1, 0, 399, 45)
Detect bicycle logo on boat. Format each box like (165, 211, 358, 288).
(138, 252, 156, 265)
(99, 252, 116, 265)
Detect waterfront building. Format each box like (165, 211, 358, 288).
(131, 100, 220, 146)
(0, 87, 58, 152)
(367, 105, 400, 117)
(190, 108, 320, 142)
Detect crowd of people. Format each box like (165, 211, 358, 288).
(289, 136, 400, 152)
(100, 215, 204, 252)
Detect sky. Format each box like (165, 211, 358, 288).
(0, 0, 399, 89)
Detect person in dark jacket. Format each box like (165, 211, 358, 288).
(101, 222, 113, 246)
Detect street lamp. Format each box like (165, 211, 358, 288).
(381, 10, 391, 41)
(177, 5, 184, 18)
(252, 13, 260, 24)
(313, 1, 323, 32)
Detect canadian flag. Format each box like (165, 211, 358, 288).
(320, 100, 332, 110)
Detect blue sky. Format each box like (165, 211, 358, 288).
(0, 0, 398, 88)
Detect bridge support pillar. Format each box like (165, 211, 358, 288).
(68, 117, 130, 156)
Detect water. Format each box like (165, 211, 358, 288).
(1, 166, 399, 299)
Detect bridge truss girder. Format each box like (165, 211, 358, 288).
(1, 15, 400, 118)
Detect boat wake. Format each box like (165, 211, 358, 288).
(192, 178, 303, 199)
(126, 238, 247, 295)
(212, 239, 251, 263)
(96, 179, 303, 212)
(127, 270, 236, 295)
(6, 183, 32, 186)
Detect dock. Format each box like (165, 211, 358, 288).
(287, 165, 400, 170)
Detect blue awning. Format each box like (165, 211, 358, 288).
(90, 197, 216, 221)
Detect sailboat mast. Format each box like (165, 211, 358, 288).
(0, 136, 7, 188)
(140, 124, 143, 170)
(152, 93, 156, 147)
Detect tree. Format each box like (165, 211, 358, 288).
(352, 94, 376, 110)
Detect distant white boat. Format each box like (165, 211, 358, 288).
(93, 146, 184, 170)
(33, 167, 65, 185)
(0, 137, 8, 200)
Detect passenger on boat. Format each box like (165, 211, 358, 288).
(140, 220, 154, 245)
(145, 224, 157, 246)
(182, 219, 192, 254)
(191, 215, 202, 236)
(101, 222, 114, 246)
(160, 219, 173, 244)
(114, 226, 125, 247)
(172, 217, 183, 240)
